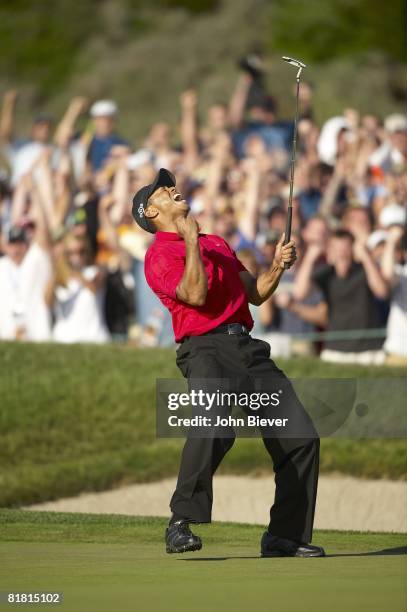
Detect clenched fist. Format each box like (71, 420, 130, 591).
(273, 233, 297, 270)
(175, 215, 200, 242)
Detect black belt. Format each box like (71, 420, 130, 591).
(183, 323, 249, 342)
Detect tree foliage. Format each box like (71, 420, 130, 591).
(268, 0, 407, 62)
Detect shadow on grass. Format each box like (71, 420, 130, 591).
(178, 546, 407, 561)
(327, 546, 407, 558)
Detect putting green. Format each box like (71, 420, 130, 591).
(1, 510, 406, 612)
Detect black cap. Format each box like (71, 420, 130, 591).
(132, 168, 176, 233)
(8, 226, 28, 244)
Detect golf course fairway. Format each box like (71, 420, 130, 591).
(1, 510, 406, 612)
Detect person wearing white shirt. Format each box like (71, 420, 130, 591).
(0, 226, 52, 341)
(46, 234, 109, 344)
(381, 224, 407, 364)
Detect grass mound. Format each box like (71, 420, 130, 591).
(1, 341, 406, 507)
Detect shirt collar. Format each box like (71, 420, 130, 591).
(155, 231, 183, 241)
(155, 231, 207, 241)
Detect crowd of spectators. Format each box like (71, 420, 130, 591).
(0, 55, 406, 364)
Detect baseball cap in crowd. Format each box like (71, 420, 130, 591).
(384, 113, 407, 134)
(8, 226, 28, 243)
(379, 204, 407, 228)
(132, 168, 176, 233)
(90, 100, 118, 118)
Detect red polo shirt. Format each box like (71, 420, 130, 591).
(144, 231, 254, 342)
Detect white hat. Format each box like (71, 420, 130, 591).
(366, 229, 388, 251)
(317, 116, 351, 166)
(379, 204, 407, 228)
(384, 113, 407, 134)
(126, 149, 154, 171)
(90, 100, 118, 118)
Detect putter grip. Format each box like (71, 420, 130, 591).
(283, 207, 292, 270)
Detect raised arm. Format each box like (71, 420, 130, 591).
(238, 157, 261, 242)
(198, 133, 231, 234)
(292, 244, 323, 301)
(27, 172, 52, 251)
(54, 96, 89, 148)
(319, 158, 346, 221)
(381, 227, 404, 285)
(98, 193, 120, 252)
(33, 148, 58, 231)
(354, 240, 388, 299)
(109, 152, 131, 225)
(11, 174, 30, 224)
(239, 233, 296, 306)
(174, 216, 207, 306)
(180, 89, 199, 172)
(228, 73, 252, 129)
(0, 89, 18, 144)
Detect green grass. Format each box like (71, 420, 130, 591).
(1, 341, 406, 507)
(1, 510, 406, 612)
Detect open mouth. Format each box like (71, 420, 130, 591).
(173, 193, 183, 202)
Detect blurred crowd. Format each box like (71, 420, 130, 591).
(0, 55, 406, 364)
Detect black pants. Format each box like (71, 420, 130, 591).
(171, 332, 320, 543)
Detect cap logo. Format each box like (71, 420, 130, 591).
(138, 204, 144, 217)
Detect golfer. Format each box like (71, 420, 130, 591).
(132, 168, 325, 558)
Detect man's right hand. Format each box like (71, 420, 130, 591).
(175, 216, 200, 242)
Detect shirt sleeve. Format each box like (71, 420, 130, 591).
(145, 249, 185, 301)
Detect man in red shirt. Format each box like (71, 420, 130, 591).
(133, 168, 324, 558)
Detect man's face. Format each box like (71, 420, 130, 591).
(146, 186, 189, 228)
(6, 240, 28, 265)
(302, 218, 328, 245)
(214, 209, 236, 239)
(328, 237, 353, 266)
(208, 105, 227, 131)
(94, 116, 115, 137)
(65, 238, 87, 271)
(343, 208, 371, 239)
(31, 121, 52, 143)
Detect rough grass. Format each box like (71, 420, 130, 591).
(1, 510, 406, 612)
(1, 341, 406, 508)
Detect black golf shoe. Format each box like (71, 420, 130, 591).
(165, 520, 202, 554)
(261, 532, 325, 558)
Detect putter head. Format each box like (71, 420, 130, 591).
(282, 56, 307, 69)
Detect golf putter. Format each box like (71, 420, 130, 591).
(282, 56, 307, 269)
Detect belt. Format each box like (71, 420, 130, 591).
(181, 323, 249, 343)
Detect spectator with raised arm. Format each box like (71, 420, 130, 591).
(0, 89, 54, 186)
(46, 233, 109, 344)
(87, 100, 128, 171)
(0, 170, 52, 341)
(301, 229, 389, 364)
(380, 209, 407, 364)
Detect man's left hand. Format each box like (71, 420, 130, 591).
(273, 233, 297, 270)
